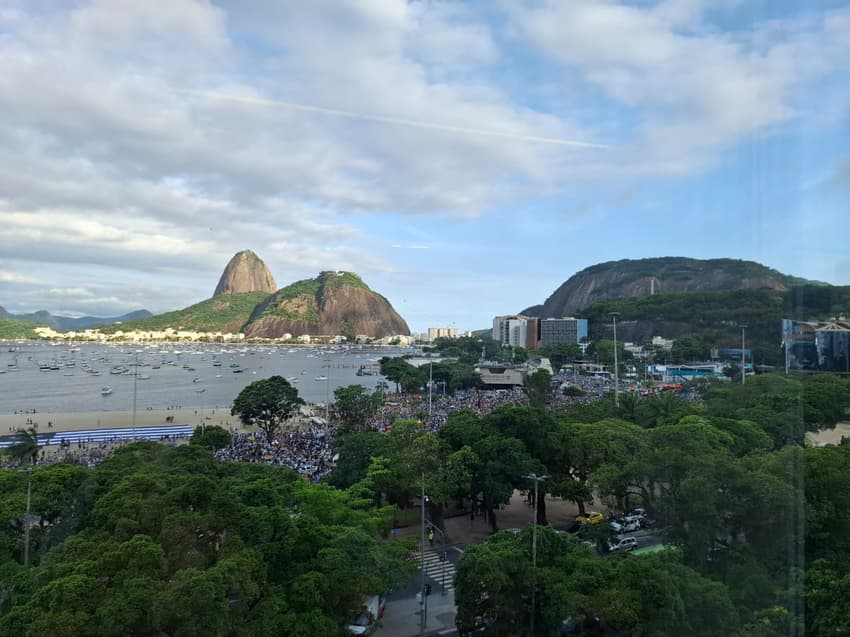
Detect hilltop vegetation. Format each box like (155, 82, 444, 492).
(0, 317, 41, 339)
(98, 292, 271, 335)
(581, 284, 850, 366)
(539, 256, 824, 318)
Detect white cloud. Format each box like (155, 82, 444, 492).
(510, 1, 850, 173)
(1, 0, 848, 318)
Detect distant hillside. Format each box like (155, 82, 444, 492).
(243, 271, 409, 339)
(582, 284, 850, 366)
(96, 268, 409, 340)
(98, 292, 271, 335)
(0, 317, 41, 339)
(0, 306, 152, 332)
(538, 257, 820, 317)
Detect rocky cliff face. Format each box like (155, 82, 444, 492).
(213, 250, 277, 297)
(243, 271, 409, 339)
(539, 257, 798, 317)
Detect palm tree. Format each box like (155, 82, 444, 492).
(5, 427, 40, 465)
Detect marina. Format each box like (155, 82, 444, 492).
(0, 342, 407, 415)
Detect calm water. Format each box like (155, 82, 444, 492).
(0, 342, 408, 414)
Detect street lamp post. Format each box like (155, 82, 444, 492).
(132, 351, 138, 440)
(610, 312, 621, 407)
(23, 467, 32, 568)
(523, 473, 548, 637)
(420, 473, 427, 635)
(740, 326, 747, 385)
(325, 359, 332, 422)
(424, 518, 448, 595)
(428, 361, 433, 418)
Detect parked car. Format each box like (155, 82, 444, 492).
(611, 518, 641, 533)
(347, 594, 387, 635)
(609, 536, 638, 552)
(576, 511, 605, 525)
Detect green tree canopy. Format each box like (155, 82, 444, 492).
(231, 376, 304, 443)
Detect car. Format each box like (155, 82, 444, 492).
(347, 594, 386, 635)
(608, 536, 638, 552)
(610, 518, 640, 533)
(576, 511, 605, 525)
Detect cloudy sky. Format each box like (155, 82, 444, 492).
(1, 0, 849, 332)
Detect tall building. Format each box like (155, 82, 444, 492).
(492, 315, 539, 349)
(427, 327, 459, 342)
(539, 317, 588, 347)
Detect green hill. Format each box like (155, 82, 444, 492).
(0, 317, 42, 339)
(582, 284, 850, 366)
(242, 271, 409, 338)
(98, 292, 271, 335)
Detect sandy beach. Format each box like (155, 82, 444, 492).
(0, 407, 247, 434)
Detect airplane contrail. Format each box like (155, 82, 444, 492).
(175, 89, 608, 149)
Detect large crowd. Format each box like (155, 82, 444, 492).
(2, 373, 631, 479)
(216, 372, 621, 481)
(214, 427, 336, 482)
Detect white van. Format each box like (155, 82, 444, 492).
(347, 594, 387, 635)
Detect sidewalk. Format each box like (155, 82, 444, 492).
(374, 588, 457, 637)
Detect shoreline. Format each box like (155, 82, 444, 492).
(0, 407, 246, 434)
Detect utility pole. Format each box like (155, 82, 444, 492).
(428, 361, 433, 418)
(420, 473, 427, 635)
(325, 359, 331, 423)
(610, 312, 621, 407)
(132, 350, 138, 440)
(523, 473, 548, 637)
(425, 518, 447, 595)
(23, 468, 32, 567)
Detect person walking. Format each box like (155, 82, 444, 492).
(428, 527, 435, 547)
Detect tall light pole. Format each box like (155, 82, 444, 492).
(23, 467, 32, 568)
(428, 361, 433, 418)
(610, 312, 621, 407)
(424, 517, 447, 595)
(523, 473, 548, 637)
(740, 326, 747, 385)
(132, 350, 138, 440)
(325, 358, 332, 423)
(420, 473, 427, 635)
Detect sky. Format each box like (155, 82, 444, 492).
(1, 0, 849, 333)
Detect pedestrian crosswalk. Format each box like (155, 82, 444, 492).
(412, 549, 456, 592)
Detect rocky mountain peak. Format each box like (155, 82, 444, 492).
(214, 250, 277, 297)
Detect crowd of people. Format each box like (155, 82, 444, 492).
(216, 373, 623, 480)
(215, 427, 336, 482)
(3, 372, 631, 478)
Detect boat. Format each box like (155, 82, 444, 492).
(315, 375, 328, 381)
(215, 374, 222, 378)
(232, 369, 244, 374)
(137, 374, 151, 380)
(192, 377, 200, 383)
(195, 388, 206, 393)
(101, 386, 113, 396)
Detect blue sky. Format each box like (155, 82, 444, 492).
(0, 0, 848, 332)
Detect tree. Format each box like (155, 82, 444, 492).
(4, 428, 40, 465)
(671, 334, 707, 362)
(327, 431, 392, 489)
(332, 385, 381, 433)
(190, 425, 232, 450)
(378, 357, 424, 393)
(231, 376, 304, 443)
(522, 369, 553, 409)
